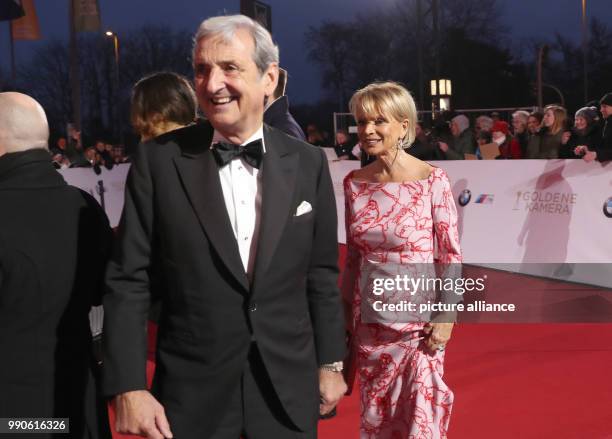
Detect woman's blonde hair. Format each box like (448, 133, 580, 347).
(349, 81, 417, 147)
(543, 104, 567, 135)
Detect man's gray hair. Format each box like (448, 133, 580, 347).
(476, 115, 494, 132)
(192, 15, 279, 75)
(512, 110, 529, 124)
(452, 114, 470, 133)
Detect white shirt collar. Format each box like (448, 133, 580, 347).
(211, 125, 266, 153)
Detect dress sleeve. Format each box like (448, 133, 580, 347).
(431, 170, 462, 264)
(340, 173, 361, 333)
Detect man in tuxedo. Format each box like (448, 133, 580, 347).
(103, 15, 346, 439)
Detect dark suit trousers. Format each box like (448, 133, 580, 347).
(209, 343, 317, 439)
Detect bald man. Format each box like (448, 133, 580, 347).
(0, 92, 112, 438)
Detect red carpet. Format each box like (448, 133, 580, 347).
(109, 323, 612, 438)
(109, 245, 612, 438)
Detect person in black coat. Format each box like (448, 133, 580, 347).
(264, 67, 306, 141)
(0, 92, 112, 439)
(406, 122, 444, 161)
(577, 93, 612, 162)
(559, 106, 601, 159)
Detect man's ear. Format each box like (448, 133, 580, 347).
(263, 63, 279, 98)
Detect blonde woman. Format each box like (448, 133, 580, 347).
(527, 104, 567, 159)
(342, 82, 462, 438)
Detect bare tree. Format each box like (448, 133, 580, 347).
(120, 25, 193, 87)
(17, 41, 72, 133)
(15, 25, 195, 144)
(442, 0, 506, 42)
(305, 21, 356, 110)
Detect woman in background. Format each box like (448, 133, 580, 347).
(559, 106, 601, 159)
(527, 105, 566, 158)
(130, 71, 197, 141)
(129, 71, 197, 323)
(342, 81, 462, 438)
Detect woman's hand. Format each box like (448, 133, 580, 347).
(574, 145, 587, 156)
(561, 131, 571, 145)
(423, 322, 454, 352)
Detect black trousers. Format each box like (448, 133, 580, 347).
(209, 343, 317, 439)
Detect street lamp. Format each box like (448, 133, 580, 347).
(430, 78, 452, 115)
(581, 0, 588, 102)
(105, 30, 120, 142)
(105, 30, 119, 73)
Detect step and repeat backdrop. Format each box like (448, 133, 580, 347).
(60, 157, 612, 288)
(328, 157, 612, 288)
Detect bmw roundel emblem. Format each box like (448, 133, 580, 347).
(603, 197, 612, 218)
(458, 189, 472, 207)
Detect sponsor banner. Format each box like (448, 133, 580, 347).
(0, 0, 24, 21)
(59, 164, 129, 228)
(63, 159, 611, 288)
(11, 0, 41, 40)
(329, 159, 612, 287)
(72, 0, 101, 32)
(240, 0, 272, 32)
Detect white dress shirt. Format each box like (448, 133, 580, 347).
(211, 127, 265, 281)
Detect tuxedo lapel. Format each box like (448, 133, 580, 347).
(252, 126, 299, 293)
(173, 126, 249, 292)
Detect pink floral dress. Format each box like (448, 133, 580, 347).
(342, 167, 462, 439)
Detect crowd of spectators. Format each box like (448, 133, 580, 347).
(48, 92, 611, 172)
(49, 133, 130, 173)
(311, 91, 612, 165)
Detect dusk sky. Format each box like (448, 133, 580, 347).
(1, 0, 611, 104)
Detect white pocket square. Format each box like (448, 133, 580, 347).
(294, 201, 312, 217)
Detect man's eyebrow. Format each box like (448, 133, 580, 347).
(217, 59, 241, 66)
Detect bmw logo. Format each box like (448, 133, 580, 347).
(458, 189, 472, 207)
(603, 197, 612, 218)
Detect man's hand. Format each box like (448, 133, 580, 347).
(114, 390, 173, 439)
(319, 370, 347, 415)
(438, 141, 449, 153)
(423, 322, 454, 352)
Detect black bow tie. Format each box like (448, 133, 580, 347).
(212, 139, 264, 169)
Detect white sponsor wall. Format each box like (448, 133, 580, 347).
(59, 164, 130, 228)
(61, 160, 611, 287)
(329, 159, 612, 287)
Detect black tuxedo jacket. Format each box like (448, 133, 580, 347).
(103, 122, 345, 436)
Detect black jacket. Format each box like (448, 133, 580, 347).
(0, 149, 112, 438)
(264, 95, 306, 141)
(102, 122, 345, 437)
(597, 116, 612, 162)
(559, 125, 602, 159)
